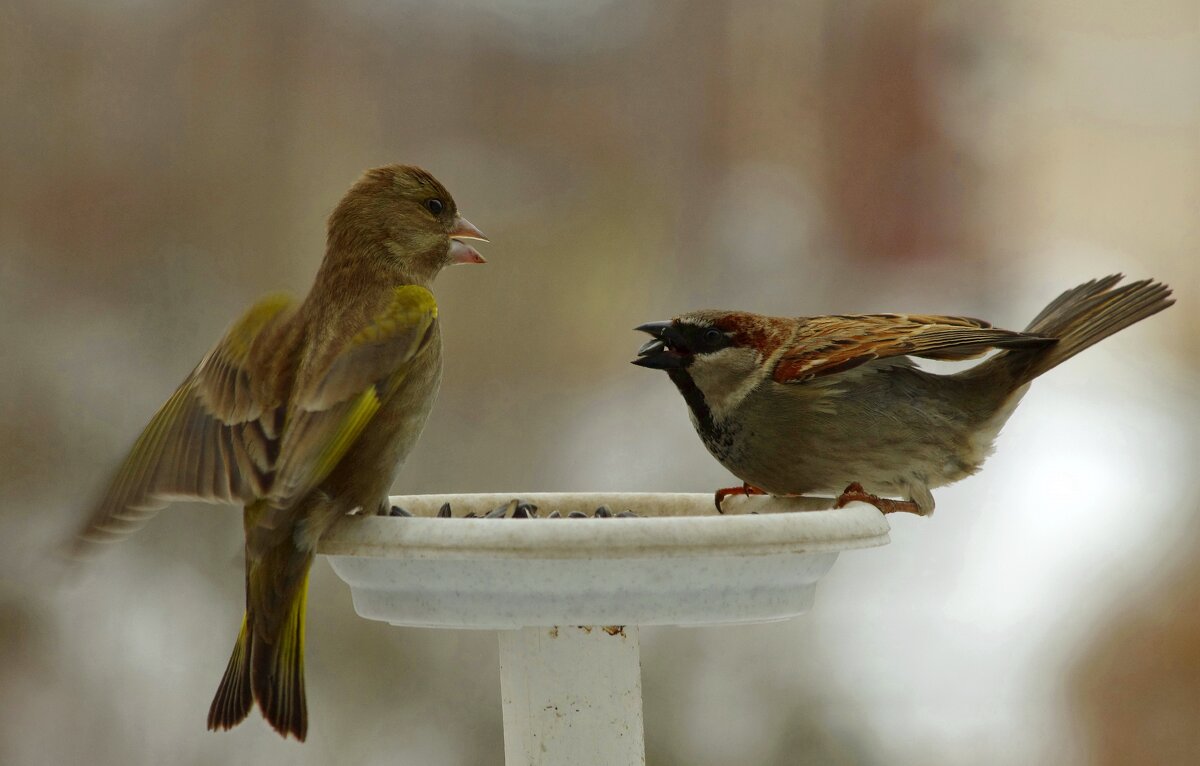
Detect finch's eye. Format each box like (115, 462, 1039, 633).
(425, 198, 444, 215)
(704, 329, 723, 345)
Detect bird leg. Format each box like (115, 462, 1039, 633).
(714, 482, 767, 513)
(834, 482, 922, 515)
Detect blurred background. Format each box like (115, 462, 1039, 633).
(2, 0, 1197, 763)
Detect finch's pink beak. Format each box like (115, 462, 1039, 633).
(448, 216, 488, 265)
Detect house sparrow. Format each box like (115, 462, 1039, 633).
(633, 276, 1173, 515)
(72, 165, 487, 740)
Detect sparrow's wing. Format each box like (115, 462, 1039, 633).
(268, 285, 438, 506)
(772, 313, 1055, 384)
(73, 294, 297, 553)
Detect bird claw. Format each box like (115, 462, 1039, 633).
(713, 482, 767, 513)
(833, 483, 922, 515)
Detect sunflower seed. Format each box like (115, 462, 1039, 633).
(486, 499, 517, 519)
(389, 506, 413, 517)
(593, 505, 612, 518)
(437, 502, 452, 518)
(512, 504, 535, 519)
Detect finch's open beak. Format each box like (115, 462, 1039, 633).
(632, 321, 690, 369)
(448, 216, 488, 265)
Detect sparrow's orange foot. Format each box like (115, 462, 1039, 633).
(714, 482, 767, 513)
(834, 482, 922, 515)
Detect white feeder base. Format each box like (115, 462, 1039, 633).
(320, 493, 889, 763)
(499, 626, 645, 766)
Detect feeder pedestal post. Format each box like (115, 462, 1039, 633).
(499, 625, 644, 766)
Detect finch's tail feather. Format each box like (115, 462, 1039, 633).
(986, 275, 1173, 385)
(207, 614, 253, 732)
(250, 567, 310, 742)
(208, 532, 312, 741)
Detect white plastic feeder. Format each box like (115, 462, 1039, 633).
(318, 493, 889, 765)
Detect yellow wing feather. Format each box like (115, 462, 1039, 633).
(268, 286, 437, 505)
(72, 294, 297, 554)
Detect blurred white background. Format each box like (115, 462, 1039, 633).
(2, 1, 1197, 764)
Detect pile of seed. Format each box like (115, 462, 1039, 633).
(387, 499, 639, 519)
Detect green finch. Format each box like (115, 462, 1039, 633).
(73, 165, 487, 740)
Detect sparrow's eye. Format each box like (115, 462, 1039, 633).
(704, 328, 723, 345)
(424, 198, 445, 215)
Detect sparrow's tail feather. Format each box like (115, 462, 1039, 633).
(992, 275, 1173, 385)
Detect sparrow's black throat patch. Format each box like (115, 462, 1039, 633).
(667, 369, 710, 437)
(666, 368, 733, 457)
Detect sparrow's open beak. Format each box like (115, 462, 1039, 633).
(632, 321, 689, 369)
(448, 216, 488, 265)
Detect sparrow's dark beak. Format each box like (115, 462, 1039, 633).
(632, 321, 689, 369)
(448, 216, 488, 265)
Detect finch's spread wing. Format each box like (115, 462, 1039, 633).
(74, 294, 297, 553)
(772, 314, 1055, 384)
(268, 285, 438, 506)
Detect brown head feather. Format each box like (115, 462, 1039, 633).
(322, 164, 462, 286)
